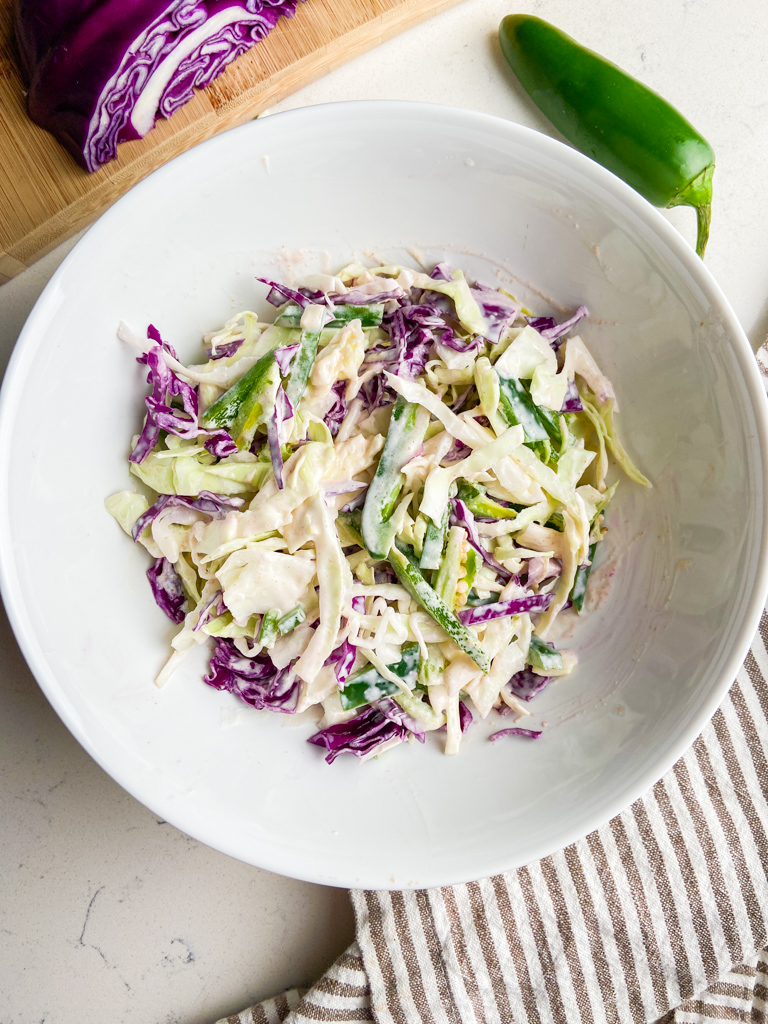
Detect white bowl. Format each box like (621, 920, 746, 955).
(2, 101, 767, 890)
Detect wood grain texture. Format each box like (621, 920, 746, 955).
(0, 0, 464, 284)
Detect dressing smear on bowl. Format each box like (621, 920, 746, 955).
(106, 261, 649, 763)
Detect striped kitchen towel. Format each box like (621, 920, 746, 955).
(219, 607, 768, 1024)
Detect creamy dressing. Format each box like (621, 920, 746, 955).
(300, 304, 330, 333)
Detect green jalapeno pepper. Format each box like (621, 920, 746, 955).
(201, 349, 278, 446)
(528, 634, 564, 672)
(361, 396, 428, 559)
(285, 329, 322, 410)
(258, 609, 280, 649)
(275, 304, 384, 329)
(388, 546, 491, 673)
(498, 15, 715, 257)
(569, 542, 597, 614)
(419, 504, 449, 570)
(457, 480, 522, 521)
(496, 372, 562, 445)
(277, 605, 305, 634)
(338, 642, 420, 710)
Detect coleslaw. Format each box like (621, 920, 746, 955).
(107, 261, 649, 763)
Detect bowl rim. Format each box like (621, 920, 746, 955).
(2, 98, 768, 889)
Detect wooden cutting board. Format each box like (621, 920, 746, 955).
(0, 0, 465, 284)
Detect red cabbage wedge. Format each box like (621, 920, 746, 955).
(15, 0, 303, 171)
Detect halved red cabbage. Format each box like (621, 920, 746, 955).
(146, 556, 187, 622)
(132, 490, 244, 539)
(457, 593, 554, 626)
(489, 727, 543, 741)
(507, 669, 551, 701)
(16, 0, 302, 172)
(204, 638, 300, 713)
(307, 704, 408, 764)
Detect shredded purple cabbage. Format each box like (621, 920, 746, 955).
(471, 283, 521, 344)
(457, 593, 554, 626)
(528, 306, 588, 346)
(373, 565, 398, 585)
(193, 590, 226, 632)
(266, 388, 293, 489)
(274, 344, 300, 375)
(358, 373, 388, 413)
(308, 704, 408, 763)
(256, 277, 311, 309)
(324, 639, 356, 687)
(526, 557, 560, 587)
(507, 669, 551, 702)
(130, 345, 199, 463)
(451, 386, 472, 414)
(132, 491, 243, 540)
(203, 430, 239, 457)
(146, 557, 187, 623)
(146, 324, 177, 356)
(364, 302, 468, 383)
(489, 727, 543, 741)
(442, 439, 472, 464)
(204, 639, 300, 713)
(340, 490, 368, 513)
(459, 700, 473, 733)
(451, 499, 513, 581)
(561, 380, 583, 413)
(430, 263, 453, 281)
(266, 406, 284, 489)
(331, 288, 405, 305)
(326, 480, 367, 498)
(324, 381, 347, 437)
(206, 338, 243, 360)
(527, 315, 557, 335)
(376, 697, 425, 741)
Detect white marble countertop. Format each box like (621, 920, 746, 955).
(3, 1, 768, 1021)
